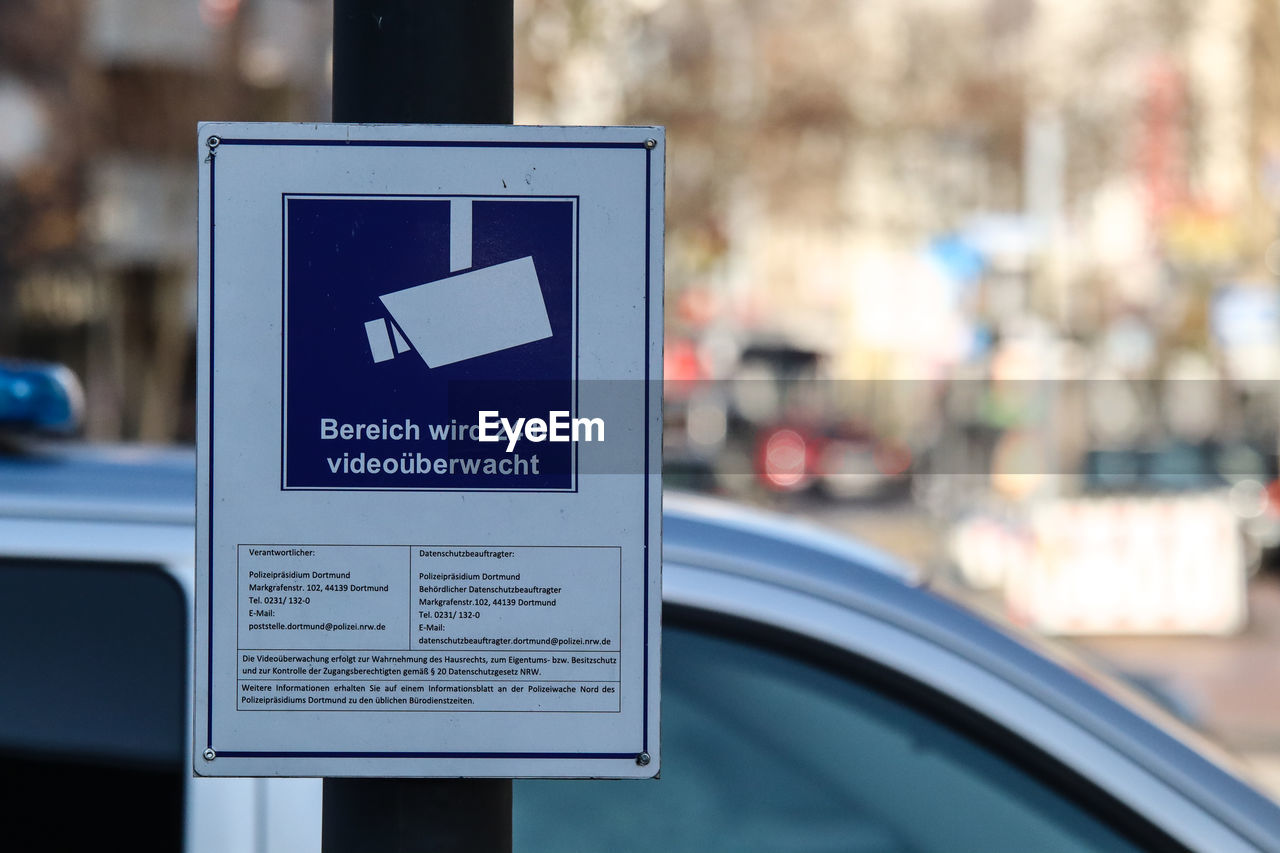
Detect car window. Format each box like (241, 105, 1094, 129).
(0, 558, 186, 851)
(515, 620, 1167, 853)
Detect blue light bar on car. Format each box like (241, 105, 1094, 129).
(0, 361, 84, 433)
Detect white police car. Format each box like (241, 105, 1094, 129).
(2, 361, 1279, 852)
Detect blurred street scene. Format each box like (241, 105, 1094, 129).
(6, 0, 1280, 793)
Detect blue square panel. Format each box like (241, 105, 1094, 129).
(283, 196, 576, 490)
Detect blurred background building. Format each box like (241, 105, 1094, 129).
(0, 0, 329, 439)
(6, 0, 1280, 786)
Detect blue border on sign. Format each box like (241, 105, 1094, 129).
(204, 136, 654, 763)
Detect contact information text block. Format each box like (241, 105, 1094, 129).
(237, 544, 621, 712)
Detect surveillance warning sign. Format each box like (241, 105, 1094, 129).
(283, 195, 576, 490)
(195, 124, 663, 779)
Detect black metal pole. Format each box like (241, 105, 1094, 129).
(322, 778, 512, 852)
(325, 2, 514, 852)
(332, 0, 513, 125)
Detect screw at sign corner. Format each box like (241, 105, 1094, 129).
(636, 752, 651, 766)
(207, 135, 221, 150)
(203, 748, 217, 761)
(644, 138, 657, 150)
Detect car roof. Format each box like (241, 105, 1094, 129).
(0, 441, 195, 524)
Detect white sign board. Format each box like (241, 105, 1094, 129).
(194, 123, 663, 778)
